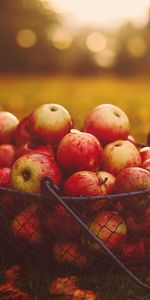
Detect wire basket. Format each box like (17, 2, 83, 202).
(0, 174, 150, 299)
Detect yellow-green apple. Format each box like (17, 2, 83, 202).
(102, 140, 141, 176)
(83, 104, 130, 146)
(46, 205, 81, 239)
(14, 116, 32, 146)
(139, 147, 150, 162)
(11, 204, 42, 245)
(10, 153, 62, 193)
(0, 167, 10, 187)
(115, 167, 150, 193)
(49, 276, 78, 295)
(57, 130, 103, 173)
(64, 170, 115, 213)
(29, 103, 73, 144)
(53, 242, 87, 266)
(0, 144, 16, 168)
(121, 239, 145, 263)
(15, 141, 54, 159)
(0, 111, 19, 144)
(142, 159, 150, 172)
(89, 210, 127, 252)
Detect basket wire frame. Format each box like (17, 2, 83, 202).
(0, 178, 150, 298)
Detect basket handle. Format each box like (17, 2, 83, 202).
(41, 177, 150, 291)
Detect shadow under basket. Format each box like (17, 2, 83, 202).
(0, 177, 150, 299)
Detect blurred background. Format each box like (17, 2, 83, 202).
(0, 0, 149, 142)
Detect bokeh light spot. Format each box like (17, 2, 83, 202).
(127, 36, 147, 57)
(86, 32, 107, 52)
(95, 49, 116, 68)
(47, 28, 72, 50)
(16, 29, 37, 48)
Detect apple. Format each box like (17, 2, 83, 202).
(115, 167, 150, 211)
(0, 111, 19, 144)
(115, 167, 150, 193)
(83, 104, 130, 146)
(46, 205, 82, 239)
(49, 276, 78, 295)
(11, 204, 42, 245)
(0, 168, 10, 187)
(142, 207, 150, 233)
(0, 144, 16, 168)
(29, 103, 73, 145)
(121, 239, 145, 263)
(53, 242, 87, 266)
(15, 141, 54, 159)
(102, 140, 141, 176)
(14, 116, 32, 146)
(10, 153, 62, 193)
(139, 147, 150, 162)
(64, 170, 115, 213)
(4, 265, 23, 286)
(57, 130, 103, 173)
(72, 289, 101, 300)
(142, 159, 150, 172)
(125, 214, 143, 236)
(89, 210, 127, 252)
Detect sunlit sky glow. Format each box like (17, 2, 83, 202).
(50, 0, 150, 29)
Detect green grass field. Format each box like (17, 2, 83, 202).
(0, 74, 149, 299)
(0, 74, 149, 143)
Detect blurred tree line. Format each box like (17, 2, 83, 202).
(0, 0, 150, 74)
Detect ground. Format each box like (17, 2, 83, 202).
(0, 73, 149, 299)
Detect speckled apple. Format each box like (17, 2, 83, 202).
(57, 130, 103, 173)
(102, 140, 141, 176)
(83, 104, 130, 146)
(10, 153, 62, 193)
(29, 103, 73, 144)
(0, 111, 19, 144)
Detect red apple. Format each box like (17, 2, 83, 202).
(0, 144, 16, 168)
(0, 168, 10, 187)
(10, 153, 62, 193)
(102, 140, 141, 176)
(4, 265, 23, 286)
(115, 167, 150, 193)
(83, 104, 130, 146)
(15, 141, 54, 159)
(29, 103, 73, 144)
(125, 214, 143, 236)
(64, 170, 115, 212)
(121, 239, 145, 262)
(142, 159, 150, 172)
(89, 210, 127, 252)
(11, 204, 42, 245)
(115, 167, 150, 211)
(46, 205, 82, 239)
(53, 242, 87, 266)
(57, 130, 103, 173)
(139, 147, 150, 162)
(72, 289, 101, 300)
(49, 276, 78, 295)
(0, 111, 19, 144)
(142, 207, 150, 233)
(14, 116, 32, 146)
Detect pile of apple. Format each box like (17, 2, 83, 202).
(0, 103, 150, 267)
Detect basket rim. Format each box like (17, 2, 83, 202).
(0, 186, 150, 202)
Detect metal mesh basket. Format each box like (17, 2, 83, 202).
(0, 176, 150, 299)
